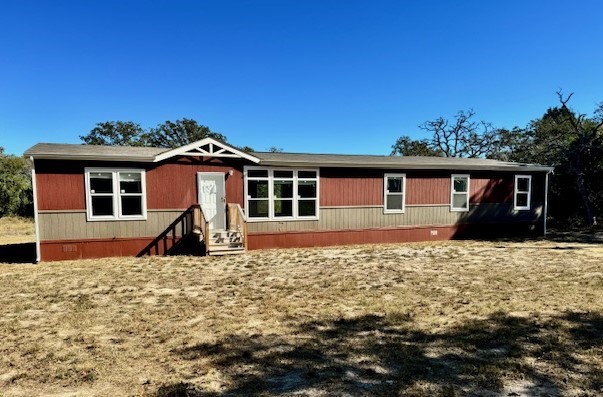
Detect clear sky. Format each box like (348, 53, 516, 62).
(2, 1, 603, 156)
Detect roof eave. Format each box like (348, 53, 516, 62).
(258, 160, 554, 172)
(26, 154, 156, 162)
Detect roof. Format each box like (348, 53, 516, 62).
(252, 152, 553, 172)
(25, 138, 261, 164)
(24, 143, 165, 162)
(24, 141, 553, 172)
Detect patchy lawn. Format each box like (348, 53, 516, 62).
(0, 217, 35, 245)
(0, 239, 602, 396)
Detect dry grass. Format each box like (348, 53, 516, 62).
(0, 238, 602, 396)
(0, 217, 35, 245)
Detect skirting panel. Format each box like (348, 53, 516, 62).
(39, 223, 540, 261)
(40, 237, 179, 262)
(247, 223, 540, 250)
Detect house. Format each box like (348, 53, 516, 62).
(24, 138, 553, 262)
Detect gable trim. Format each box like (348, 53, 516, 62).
(153, 137, 260, 163)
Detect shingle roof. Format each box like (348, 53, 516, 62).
(24, 143, 166, 161)
(251, 151, 553, 172)
(24, 142, 553, 172)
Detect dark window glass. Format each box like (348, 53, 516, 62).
(454, 177, 468, 193)
(274, 200, 293, 217)
(248, 180, 269, 198)
(248, 200, 269, 218)
(516, 193, 529, 207)
(274, 170, 293, 178)
(387, 177, 403, 193)
(386, 195, 404, 210)
(298, 181, 316, 198)
(121, 196, 143, 216)
(453, 193, 468, 209)
(298, 171, 317, 179)
(274, 180, 293, 198)
(298, 200, 316, 216)
(517, 177, 530, 192)
(90, 173, 113, 193)
(91, 196, 113, 216)
(119, 173, 142, 194)
(248, 170, 268, 178)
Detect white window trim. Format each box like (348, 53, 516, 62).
(244, 166, 319, 222)
(85, 168, 147, 221)
(514, 174, 532, 211)
(383, 173, 406, 214)
(450, 174, 470, 212)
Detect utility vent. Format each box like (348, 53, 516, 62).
(62, 244, 78, 252)
(430, 230, 438, 236)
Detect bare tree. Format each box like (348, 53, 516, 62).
(420, 109, 502, 158)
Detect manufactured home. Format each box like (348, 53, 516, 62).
(25, 138, 553, 261)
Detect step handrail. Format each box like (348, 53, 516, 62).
(137, 204, 207, 257)
(227, 203, 248, 250)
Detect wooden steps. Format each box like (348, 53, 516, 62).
(206, 229, 245, 256)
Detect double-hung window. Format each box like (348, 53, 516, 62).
(244, 168, 319, 220)
(514, 175, 532, 210)
(297, 171, 318, 217)
(384, 173, 406, 213)
(451, 174, 470, 212)
(85, 168, 147, 221)
(246, 169, 270, 218)
(273, 170, 294, 218)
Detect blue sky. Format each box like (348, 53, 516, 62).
(2, 1, 603, 155)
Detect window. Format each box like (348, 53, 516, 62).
(85, 168, 147, 221)
(384, 173, 406, 213)
(514, 175, 532, 210)
(451, 174, 470, 212)
(244, 167, 319, 221)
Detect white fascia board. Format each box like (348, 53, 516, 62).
(153, 137, 260, 163)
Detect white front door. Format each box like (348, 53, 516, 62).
(197, 172, 226, 229)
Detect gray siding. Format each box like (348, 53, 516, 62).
(39, 203, 543, 241)
(247, 203, 543, 233)
(38, 210, 185, 241)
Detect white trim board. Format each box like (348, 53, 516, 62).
(154, 137, 260, 163)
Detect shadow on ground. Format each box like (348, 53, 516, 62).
(545, 230, 603, 244)
(155, 311, 603, 396)
(0, 242, 35, 264)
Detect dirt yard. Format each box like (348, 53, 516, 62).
(0, 236, 602, 396)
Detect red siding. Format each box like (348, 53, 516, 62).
(40, 238, 156, 261)
(320, 169, 383, 206)
(146, 159, 244, 209)
(248, 226, 458, 249)
(470, 175, 513, 204)
(36, 160, 544, 212)
(36, 160, 86, 210)
(320, 170, 543, 207)
(34, 158, 245, 211)
(247, 222, 539, 250)
(406, 176, 449, 205)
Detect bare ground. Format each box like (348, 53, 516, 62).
(0, 238, 602, 396)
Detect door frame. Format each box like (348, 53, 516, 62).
(197, 172, 227, 230)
